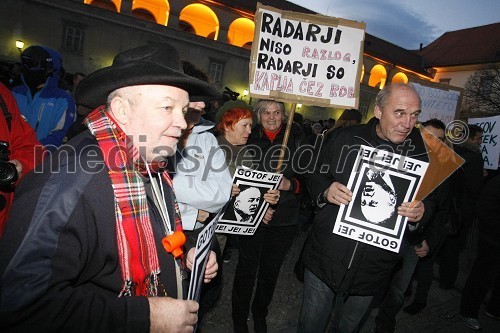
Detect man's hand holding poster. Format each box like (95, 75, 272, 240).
(216, 166, 282, 235)
(334, 145, 428, 252)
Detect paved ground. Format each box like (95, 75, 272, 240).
(199, 224, 499, 333)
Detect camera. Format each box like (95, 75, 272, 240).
(0, 141, 18, 187)
(222, 87, 240, 102)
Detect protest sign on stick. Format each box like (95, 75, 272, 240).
(249, 3, 365, 108)
(249, 3, 365, 170)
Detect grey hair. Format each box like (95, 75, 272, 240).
(106, 86, 136, 109)
(375, 83, 421, 111)
(254, 99, 287, 123)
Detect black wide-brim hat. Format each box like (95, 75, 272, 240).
(76, 43, 221, 109)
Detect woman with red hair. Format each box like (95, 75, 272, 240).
(215, 103, 279, 259)
(216, 106, 255, 175)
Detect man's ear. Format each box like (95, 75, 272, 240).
(374, 105, 382, 119)
(108, 96, 130, 127)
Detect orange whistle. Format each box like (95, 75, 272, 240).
(162, 230, 186, 258)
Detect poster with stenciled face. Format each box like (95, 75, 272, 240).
(216, 166, 282, 236)
(334, 145, 428, 253)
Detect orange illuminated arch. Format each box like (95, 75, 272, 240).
(86, 0, 120, 12)
(179, 4, 219, 40)
(391, 72, 408, 84)
(228, 18, 254, 48)
(132, 0, 169, 25)
(368, 64, 387, 89)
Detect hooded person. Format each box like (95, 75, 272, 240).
(11, 45, 76, 150)
(0, 43, 221, 332)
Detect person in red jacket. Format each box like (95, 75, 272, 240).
(0, 81, 44, 236)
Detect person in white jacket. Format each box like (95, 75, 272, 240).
(172, 76, 232, 328)
(173, 104, 232, 230)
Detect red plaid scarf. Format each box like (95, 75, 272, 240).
(85, 106, 183, 297)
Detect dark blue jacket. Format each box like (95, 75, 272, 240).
(12, 47, 75, 149)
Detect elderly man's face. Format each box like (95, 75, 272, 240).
(235, 188, 261, 216)
(361, 181, 396, 224)
(120, 85, 188, 162)
(375, 86, 421, 144)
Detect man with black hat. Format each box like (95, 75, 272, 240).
(12, 45, 76, 150)
(0, 44, 220, 332)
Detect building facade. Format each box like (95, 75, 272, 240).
(2, 0, 471, 121)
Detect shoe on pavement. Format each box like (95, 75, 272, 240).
(459, 315, 481, 330)
(484, 309, 500, 320)
(403, 302, 426, 315)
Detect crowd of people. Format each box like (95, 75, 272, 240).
(0, 42, 498, 333)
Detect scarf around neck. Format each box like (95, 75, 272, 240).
(85, 106, 183, 297)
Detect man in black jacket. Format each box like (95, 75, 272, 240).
(439, 124, 485, 290)
(298, 83, 429, 333)
(0, 44, 220, 333)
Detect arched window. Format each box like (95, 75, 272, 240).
(227, 18, 254, 48)
(86, 0, 120, 12)
(368, 64, 387, 89)
(179, 4, 219, 40)
(391, 72, 408, 84)
(132, 0, 169, 25)
(132, 8, 156, 23)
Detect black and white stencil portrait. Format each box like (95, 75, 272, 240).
(334, 145, 428, 252)
(222, 186, 265, 225)
(229, 187, 262, 224)
(217, 167, 282, 235)
(360, 170, 398, 227)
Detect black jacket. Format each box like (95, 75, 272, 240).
(0, 131, 190, 332)
(451, 144, 485, 224)
(303, 117, 429, 296)
(245, 122, 304, 227)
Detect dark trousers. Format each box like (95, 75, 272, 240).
(460, 229, 500, 318)
(439, 219, 474, 287)
(232, 224, 298, 327)
(411, 237, 447, 305)
(198, 237, 223, 320)
(375, 242, 419, 333)
(411, 254, 436, 304)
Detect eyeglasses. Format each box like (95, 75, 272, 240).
(21, 56, 51, 71)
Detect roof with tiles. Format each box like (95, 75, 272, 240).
(363, 33, 428, 76)
(418, 22, 500, 68)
